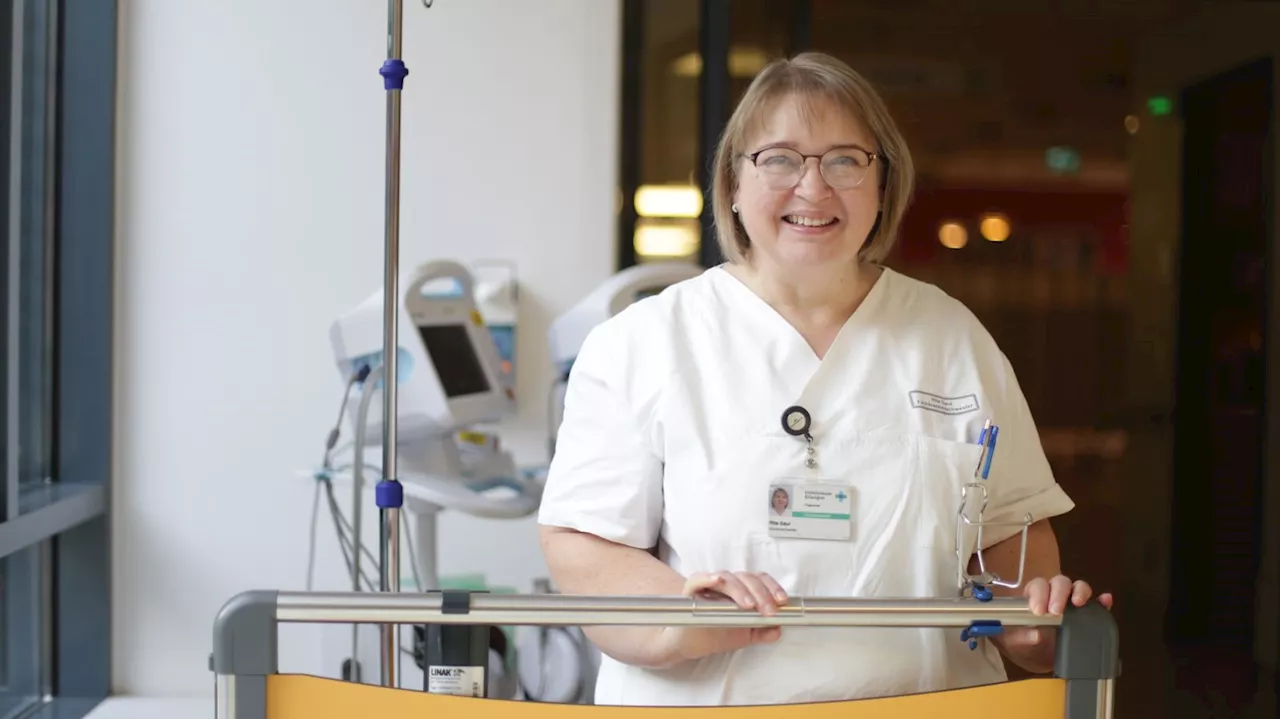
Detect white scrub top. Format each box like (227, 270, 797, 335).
(537, 265, 1075, 707)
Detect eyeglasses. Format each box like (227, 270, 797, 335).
(744, 145, 881, 191)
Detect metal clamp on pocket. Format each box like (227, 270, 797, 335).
(953, 421, 1034, 603)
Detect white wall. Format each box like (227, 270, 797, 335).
(113, 0, 621, 697)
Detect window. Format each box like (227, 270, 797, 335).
(617, 0, 812, 269)
(0, 1, 117, 717)
(0, 545, 42, 719)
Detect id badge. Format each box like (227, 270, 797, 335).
(766, 479, 852, 540)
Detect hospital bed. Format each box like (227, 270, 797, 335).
(210, 589, 1119, 718)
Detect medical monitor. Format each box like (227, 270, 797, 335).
(330, 260, 514, 446)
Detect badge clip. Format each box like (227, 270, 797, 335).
(781, 405, 817, 469)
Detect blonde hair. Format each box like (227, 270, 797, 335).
(711, 52, 915, 264)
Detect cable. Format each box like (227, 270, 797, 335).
(324, 477, 379, 588)
(351, 365, 384, 591)
(350, 364, 385, 671)
(325, 367, 368, 468)
(308, 361, 564, 692)
(323, 478, 366, 586)
(327, 464, 384, 571)
(306, 478, 323, 591)
(303, 388, 429, 685)
(307, 461, 386, 586)
(302, 367, 387, 682)
(308, 368, 367, 590)
(402, 506, 422, 592)
(311, 460, 421, 590)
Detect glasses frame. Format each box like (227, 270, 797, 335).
(743, 145, 882, 191)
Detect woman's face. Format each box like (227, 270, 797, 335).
(733, 94, 882, 272)
(772, 489, 789, 512)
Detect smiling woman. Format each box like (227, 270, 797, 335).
(538, 50, 1109, 708)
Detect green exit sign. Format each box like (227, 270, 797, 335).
(1147, 96, 1173, 116)
(1045, 146, 1081, 175)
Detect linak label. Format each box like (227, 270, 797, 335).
(427, 665, 485, 697)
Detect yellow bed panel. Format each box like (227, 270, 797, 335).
(265, 674, 1066, 719)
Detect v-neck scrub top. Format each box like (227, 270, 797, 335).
(538, 265, 1075, 707)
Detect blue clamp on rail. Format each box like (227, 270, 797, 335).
(960, 620, 1003, 650)
(972, 585, 993, 602)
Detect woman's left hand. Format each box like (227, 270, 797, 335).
(996, 575, 1114, 673)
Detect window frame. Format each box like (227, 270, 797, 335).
(1, 0, 117, 716)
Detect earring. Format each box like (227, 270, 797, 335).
(731, 203, 739, 213)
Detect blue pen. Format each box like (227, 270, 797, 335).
(975, 420, 998, 479)
(981, 426, 998, 479)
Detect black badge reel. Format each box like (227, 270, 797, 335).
(780, 405, 817, 469)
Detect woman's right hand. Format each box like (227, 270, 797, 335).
(657, 570, 789, 665)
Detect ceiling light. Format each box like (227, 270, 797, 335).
(938, 221, 967, 249)
(979, 213, 1011, 242)
(635, 184, 702, 219)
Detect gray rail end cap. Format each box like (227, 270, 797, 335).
(211, 590, 280, 676)
(1054, 600, 1121, 680)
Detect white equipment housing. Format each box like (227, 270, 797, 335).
(330, 260, 518, 482)
(545, 260, 703, 456)
(548, 260, 704, 375)
(322, 259, 700, 700)
(329, 259, 544, 584)
(324, 260, 546, 699)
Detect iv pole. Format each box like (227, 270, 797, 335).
(375, 0, 416, 689)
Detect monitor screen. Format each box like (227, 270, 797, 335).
(635, 286, 665, 301)
(417, 324, 492, 398)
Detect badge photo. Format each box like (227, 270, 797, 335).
(768, 484, 794, 517)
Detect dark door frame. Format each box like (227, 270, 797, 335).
(616, 0, 814, 271)
(1168, 55, 1275, 649)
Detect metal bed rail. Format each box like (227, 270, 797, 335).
(209, 590, 1119, 719)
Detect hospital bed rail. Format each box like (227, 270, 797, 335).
(210, 590, 1119, 719)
